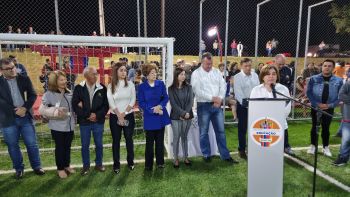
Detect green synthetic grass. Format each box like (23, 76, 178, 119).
(1, 119, 349, 197)
(0, 120, 343, 171)
(294, 147, 350, 185)
(0, 157, 348, 197)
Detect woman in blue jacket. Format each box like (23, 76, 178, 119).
(137, 63, 171, 170)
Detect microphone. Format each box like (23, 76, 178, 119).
(271, 83, 277, 98)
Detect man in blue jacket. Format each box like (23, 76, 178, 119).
(306, 59, 343, 157)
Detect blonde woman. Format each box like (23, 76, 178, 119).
(39, 71, 75, 178)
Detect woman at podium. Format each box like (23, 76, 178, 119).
(250, 65, 294, 155)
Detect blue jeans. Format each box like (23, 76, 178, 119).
(336, 122, 343, 137)
(197, 102, 231, 159)
(339, 122, 350, 160)
(2, 114, 41, 172)
(80, 123, 104, 167)
(6, 44, 15, 52)
(231, 49, 238, 56)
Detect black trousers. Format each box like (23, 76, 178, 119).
(110, 113, 135, 169)
(284, 129, 290, 148)
(145, 128, 165, 169)
(237, 102, 248, 151)
(51, 130, 73, 170)
(311, 108, 334, 147)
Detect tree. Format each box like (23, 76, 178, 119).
(328, 3, 350, 34)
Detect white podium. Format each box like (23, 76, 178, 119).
(247, 98, 288, 197)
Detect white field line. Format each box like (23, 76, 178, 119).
(284, 153, 350, 193)
(0, 142, 146, 155)
(1, 145, 349, 193)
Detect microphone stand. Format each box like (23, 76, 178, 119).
(272, 89, 333, 197)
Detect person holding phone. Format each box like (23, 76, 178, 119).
(107, 62, 136, 174)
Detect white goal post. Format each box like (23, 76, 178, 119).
(0, 33, 174, 87)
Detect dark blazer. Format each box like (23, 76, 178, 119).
(0, 75, 37, 128)
(72, 81, 109, 125)
(168, 85, 194, 120)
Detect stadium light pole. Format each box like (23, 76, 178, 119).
(208, 26, 223, 63)
(255, 0, 271, 61)
(291, 0, 304, 120)
(137, 0, 142, 60)
(304, 3, 335, 197)
(199, 0, 206, 62)
(54, 0, 62, 69)
(98, 0, 105, 36)
(303, 0, 334, 69)
(144, 0, 148, 62)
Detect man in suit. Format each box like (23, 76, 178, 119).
(0, 58, 44, 179)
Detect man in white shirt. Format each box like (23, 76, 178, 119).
(233, 58, 260, 159)
(191, 52, 237, 164)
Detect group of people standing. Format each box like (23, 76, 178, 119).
(1, 51, 349, 180)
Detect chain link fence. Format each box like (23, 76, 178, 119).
(0, 0, 350, 169)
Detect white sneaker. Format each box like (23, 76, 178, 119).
(307, 145, 316, 154)
(323, 146, 332, 157)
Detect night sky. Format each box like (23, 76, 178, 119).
(1, 0, 349, 56)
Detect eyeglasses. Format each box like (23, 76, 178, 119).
(1, 66, 15, 71)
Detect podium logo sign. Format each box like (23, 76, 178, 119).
(250, 117, 282, 147)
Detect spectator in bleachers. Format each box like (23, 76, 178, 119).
(183, 63, 193, 84)
(39, 70, 75, 179)
(92, 31, 97, 36)
(176, 59, 185, 68)
(128, 61, 137, 82)
(237, 42, 243, 57)
(212, 40, 219, 56)
(27, 26, 36, 34)
(107, 62, 136, 174)
(0, 58, 45, 179)
(295, 76, 308, 117)
(200, 40, 206, 55)
(122, 34, 128, 54)
(6, 26, 15, 52)
(62, 62, 76, 90)
(218, 63, 228, 79)
(9, 55, 28, 77)
(16, 28, 25, 52)
(333, 60, 346, 79)
(168, 67, 194, 168)
(228, 62, 240, 79)
(72, 67, 109, 175)
(302, 62, 319, 80)
(255, 63, 265, 75)
(230, 39, 238, 56)
(234, 58, 260, 159)
(266, 40, 273, 57)
(138, 63, 171, 170)
(39, 59, 54, 92)
(225, 80, 237, 122)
